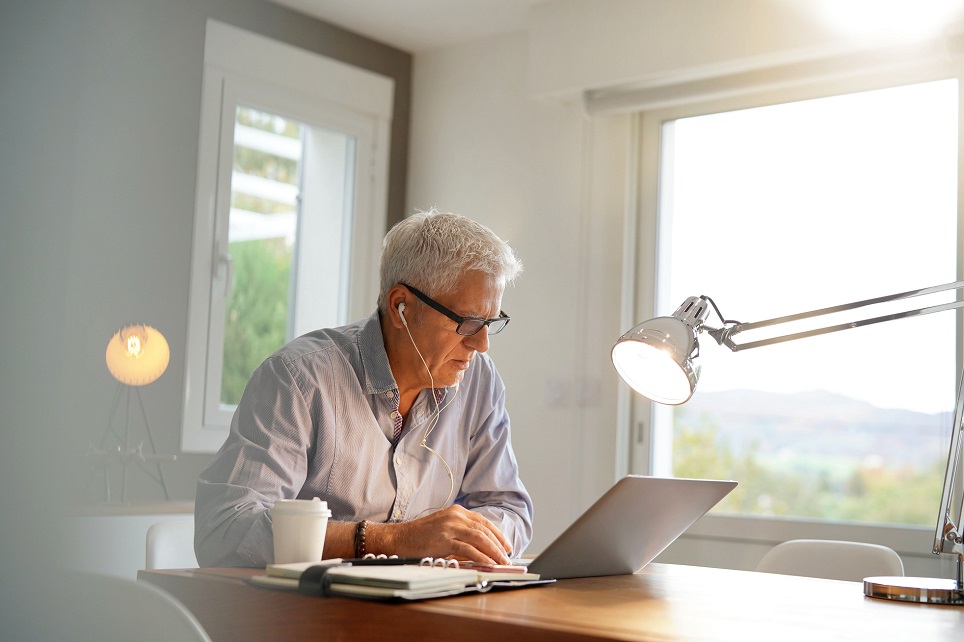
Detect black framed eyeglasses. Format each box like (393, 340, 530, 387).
(401, 283, 510, 336)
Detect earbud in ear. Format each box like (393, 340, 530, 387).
(398, 302, 408, 326)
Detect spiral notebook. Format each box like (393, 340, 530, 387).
(250, 560, 552, 600)
(524, 475, 737, 579)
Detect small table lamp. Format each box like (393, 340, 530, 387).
(106, 324, 170, 387)
(90, 324, 176, 503)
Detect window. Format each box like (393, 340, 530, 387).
(182, 21, 393, 452)
(634, 78, 960, 528)
(216, 105, 359, 411)
(218, 106, 305, 408)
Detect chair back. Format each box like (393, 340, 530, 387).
(146, 520, 198, 570)
(53, 571, 212, 641)
(756, 538, 904, 581)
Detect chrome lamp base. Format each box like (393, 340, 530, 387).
(864, 576, 964, 605)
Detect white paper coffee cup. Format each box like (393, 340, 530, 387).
(271, 498, 332, 564)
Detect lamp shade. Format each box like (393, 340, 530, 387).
(106, 324, 170, 386)
(611, 316, 701, 405)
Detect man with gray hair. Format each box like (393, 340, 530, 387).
(195, 209, 532, 567)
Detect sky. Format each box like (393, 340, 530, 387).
(662, 78, 959, 415)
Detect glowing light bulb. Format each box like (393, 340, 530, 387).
(126, 334, 142, 357)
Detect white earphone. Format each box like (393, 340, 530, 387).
(398, 302, 408, 326)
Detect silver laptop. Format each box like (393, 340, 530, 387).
(525, 475, 737, 579)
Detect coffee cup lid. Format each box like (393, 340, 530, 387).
(272, 497, 331, 514)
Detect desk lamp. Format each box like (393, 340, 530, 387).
(92, 323, 175, 503)
(612, 282, 964, 605)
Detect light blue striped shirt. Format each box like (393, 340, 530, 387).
(195, 312, 533, 567)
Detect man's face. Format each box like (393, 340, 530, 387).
(406, 270, 505, 389)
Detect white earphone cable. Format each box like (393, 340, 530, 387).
(400, 305, 458, 514)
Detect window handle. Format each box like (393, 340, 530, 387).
(214, 242, 233, 300)
(223, 251, 233, 300)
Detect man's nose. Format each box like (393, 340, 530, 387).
(464, 326, 489, 353)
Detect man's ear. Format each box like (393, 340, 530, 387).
(386, 285, 409, 329)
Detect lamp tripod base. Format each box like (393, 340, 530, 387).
(86, 383, 174, 503)
(864, 575, 964, 605)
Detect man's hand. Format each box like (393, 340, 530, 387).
(371, 505, 512, 564)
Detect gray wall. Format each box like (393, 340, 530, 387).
(0, 1, 409, 635)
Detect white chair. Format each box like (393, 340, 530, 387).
(48, 571, 212, 641)
(756, 538, 904, 582)
(146, 520, 198, 570)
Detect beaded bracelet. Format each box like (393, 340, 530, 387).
(354, 519, 368, 558)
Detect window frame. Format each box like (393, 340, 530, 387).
(181, 20, 393, 453)
(626, 60, 964, 554)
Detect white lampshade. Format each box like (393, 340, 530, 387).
(105, 324, 170, 386)
(611, 316, 701, 405)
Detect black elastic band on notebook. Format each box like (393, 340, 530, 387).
(298, 564, 335, 597)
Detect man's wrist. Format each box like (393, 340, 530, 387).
(363, 521, 394, 556)
(325, 521, 369, 559)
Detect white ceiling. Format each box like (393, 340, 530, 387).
(267, 0, 547, 52)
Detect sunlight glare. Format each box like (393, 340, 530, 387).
(811, 0, 964, 42)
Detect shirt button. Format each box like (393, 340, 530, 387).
(390, 411, 399, 419)
(393, 510, 401, 519)
(394, 456, 402, 466)
(387, 390, 395, 399)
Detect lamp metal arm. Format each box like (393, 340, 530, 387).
(938, 370, 964, 560)
(705, 280, 964, 352)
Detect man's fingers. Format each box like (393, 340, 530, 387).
(446, 539, 497, 565)
(392, 506, 513, 564)
(481, 517, 512, 553)
(457, 512, 511, 564)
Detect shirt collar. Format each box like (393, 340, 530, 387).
(359, 311, 397, 395)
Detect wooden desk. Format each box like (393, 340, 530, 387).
(139, 563, 964, 641)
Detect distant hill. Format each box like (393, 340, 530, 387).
(674, 389, 952, 470)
